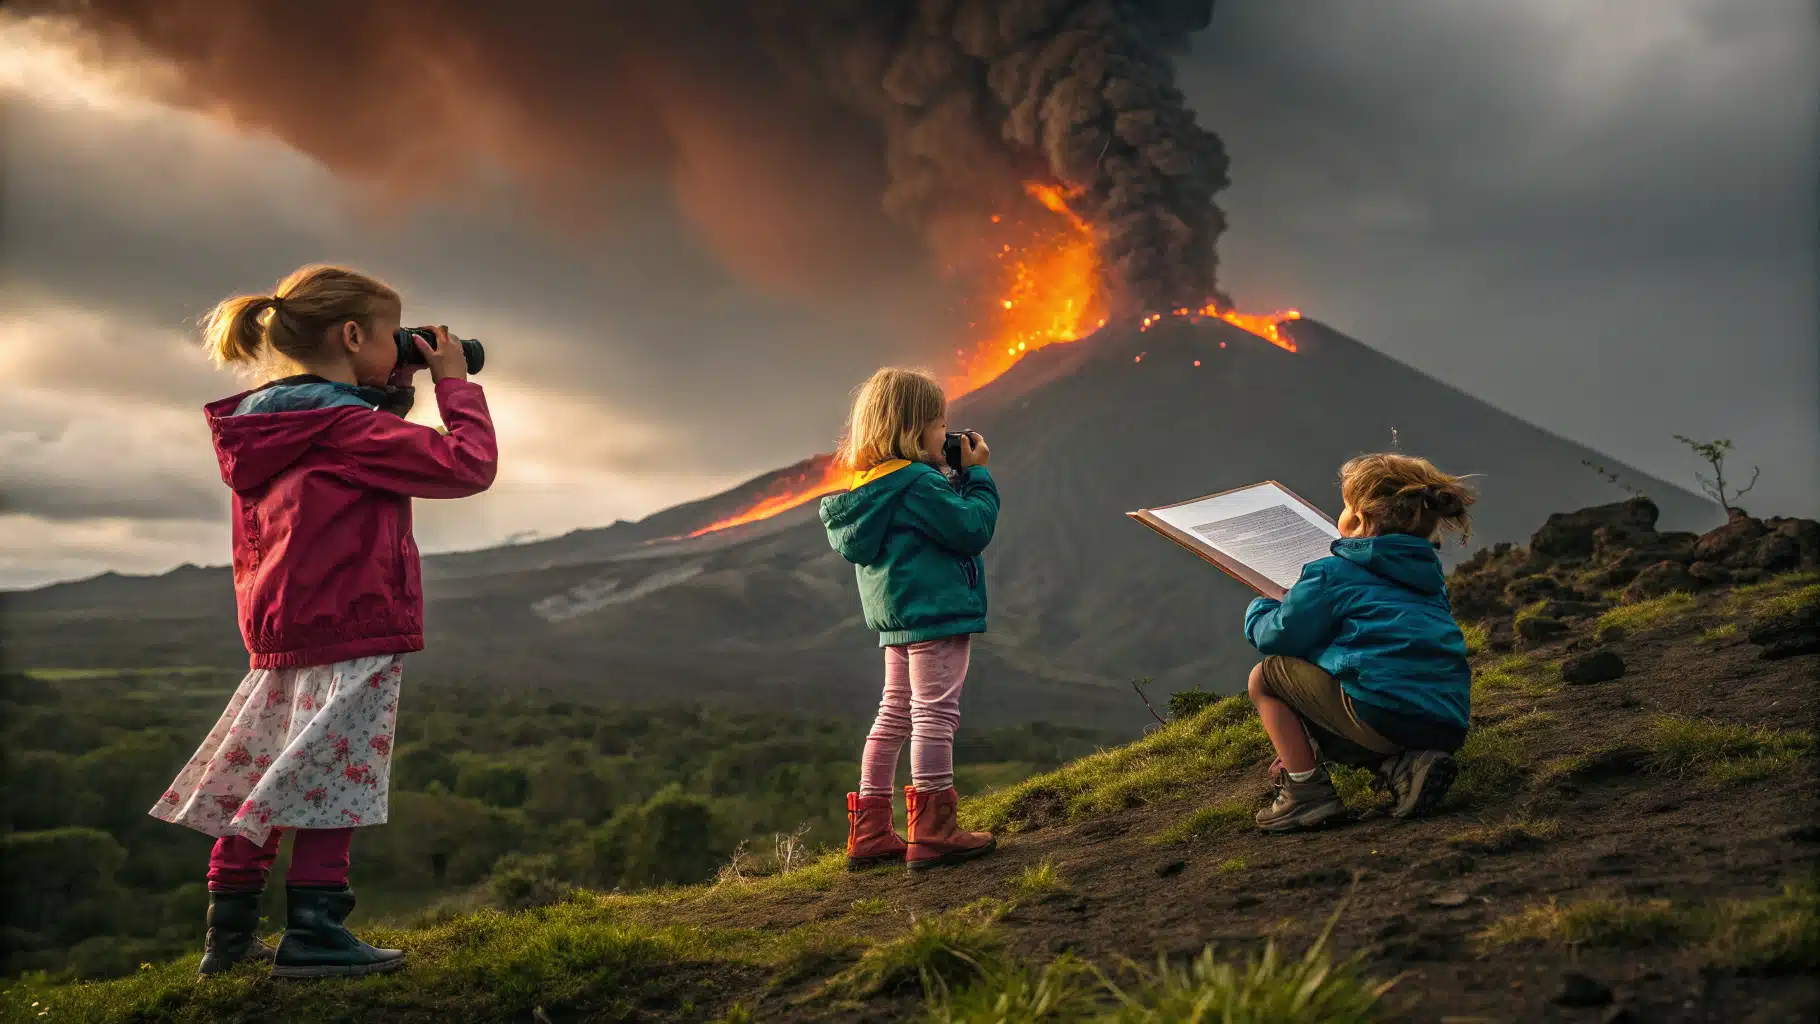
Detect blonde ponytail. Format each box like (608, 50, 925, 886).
(202, 293, 279, 366)
(200, 265, 401, 374)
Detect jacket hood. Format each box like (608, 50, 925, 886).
(818, 462, 932, 564)
(1331, 534, 1447, 595)
(205, 392, 368, 491)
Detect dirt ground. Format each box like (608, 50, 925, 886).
(659, 574, 1819, 1023)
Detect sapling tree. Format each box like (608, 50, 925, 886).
(1673, 435, 1759, 513)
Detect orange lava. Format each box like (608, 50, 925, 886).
(687, 456, 849, 537)
(1143, 304, 1303, 352)
(688, 185, 1305, 537)
(946, 183, 1105, 398)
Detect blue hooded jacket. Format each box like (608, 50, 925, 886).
(1244, 533, 1471, 733)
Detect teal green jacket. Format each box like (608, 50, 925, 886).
(819, 460, 998, 646)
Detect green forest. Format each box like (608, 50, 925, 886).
(0, 668, 1114, 983)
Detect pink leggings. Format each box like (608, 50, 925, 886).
(860, 635, 971, 796)
(207, 827, 353, 892)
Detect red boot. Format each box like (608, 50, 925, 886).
(845, 792, 908, 870)
(905, 784, 996, 871)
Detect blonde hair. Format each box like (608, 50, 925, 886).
(202, 264, 400, 371)
(837, 367, 946, 470)
(1340, 453, 1476, 545)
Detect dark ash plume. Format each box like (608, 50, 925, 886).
(20, 0, 1229, 314)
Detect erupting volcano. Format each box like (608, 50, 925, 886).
(689, 185, 1304, 537)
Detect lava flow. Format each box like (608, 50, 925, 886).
(686, 185, 1303, 538)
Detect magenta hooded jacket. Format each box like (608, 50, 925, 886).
(205, 378, 498, 669)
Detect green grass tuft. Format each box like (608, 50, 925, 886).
(1699, 622, 1741, 643)
(1014, 860, 1069, 899)
(1458, 620, 1490, 656)
(1218, 858, 1247, 873)
(840, 907, 1004, 998)
(1449, 817, 1558, 852)
(927, 954, 1100, 1023)
(1471, 654, 1560, 701)
(850, 897, 889, 916)
(966, 697, 1269, 833)
(1150, 800, 1253, 846)
(1640, 716, 1814, 784)
(1329, 765, 1381, 810)
(1480, 877, 1819, 971)
(1448, 718, 1539, 808)
(1097, 911, 1396, 1023)
(1595, 591, 1695, 639)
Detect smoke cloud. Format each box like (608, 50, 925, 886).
(19, 0, 1228, 315)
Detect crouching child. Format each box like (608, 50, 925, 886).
(1243, 453, 1477, 832)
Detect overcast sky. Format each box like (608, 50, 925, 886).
(2, 1, 1815, 589)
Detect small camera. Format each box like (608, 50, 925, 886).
(394, 327, 485, 375)
(942, 430, 978, 473)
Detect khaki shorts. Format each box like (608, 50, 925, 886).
(1256, 656, 1400, 765)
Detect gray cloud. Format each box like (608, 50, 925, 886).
(1, 0, 1815, 588)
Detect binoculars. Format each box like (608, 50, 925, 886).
(394, 327, 485, 375)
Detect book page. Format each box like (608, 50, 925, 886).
(1146, 482, 1340, 593)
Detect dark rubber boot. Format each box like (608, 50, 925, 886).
(273, 885, 406, 979)
(198, 888, 276, 977)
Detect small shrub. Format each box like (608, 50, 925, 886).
(1097, 911, 1395, 1023)
(1167, 685, 1222, 720)
(842, 908, 1003, 997)
(1150, 801, 1252, 846)
(1641, 715, 1814, 784)
(1595, 592, 1695, 640)
(1014, 860, 1068, 898)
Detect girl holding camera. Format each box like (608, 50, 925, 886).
(151, 264, 496, 977)
(819, 367, 1000, 871)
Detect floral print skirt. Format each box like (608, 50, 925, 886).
(151, 655, 403, 845)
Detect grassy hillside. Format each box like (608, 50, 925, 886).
(5, 504, 1815, 1023)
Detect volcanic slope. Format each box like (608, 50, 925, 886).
(10, 502, 1816, 1023)
(2, 318, 1717, 728)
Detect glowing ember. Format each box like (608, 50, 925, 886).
(945, 183, 1106, 397)
(687, 456, 850, 537)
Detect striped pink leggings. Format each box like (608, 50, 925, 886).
(860, 635, 972, 796)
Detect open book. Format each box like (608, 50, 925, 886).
(1127, 481, 1340, 600)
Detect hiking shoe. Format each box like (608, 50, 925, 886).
(1383, 751, 1458, 819)
(198, 888, 275, 977)
(1255, 766, 1347, 833)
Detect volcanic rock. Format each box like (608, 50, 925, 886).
(1552, 972, 1614, 1007)
(1562, 650, 1626, 685)
(1621, 561, 1695, 604)
(1686, 561, 1732, 586)
(1516, 615, 1569, 643)
(1692, 509, 1766, 566)
(1530, 499, 1661, 559)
